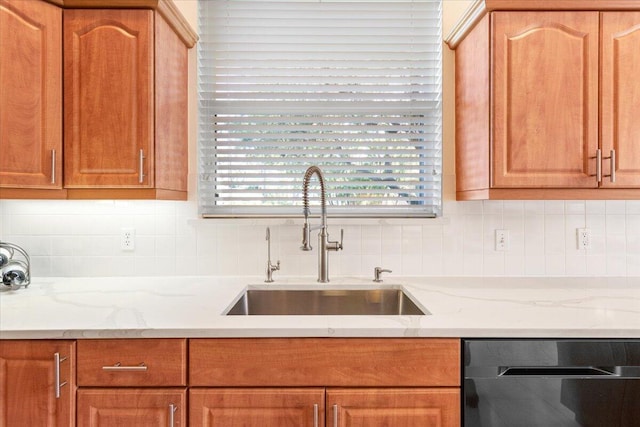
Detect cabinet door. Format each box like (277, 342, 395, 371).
(77, 388, 185, 427)
(0, 340, 75, 427)
(327, 388, 459, 427)
(64, 9, 153, 188)
(601, 12, 640, 188)
(492, 12, 599, 188)
(0, 0, 62, 190)
(189, 388, 324, 427)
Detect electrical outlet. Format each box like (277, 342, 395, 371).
(577, 228, 591, 250)
(120, 228, 135, 251)
(495, 229, 509, 251)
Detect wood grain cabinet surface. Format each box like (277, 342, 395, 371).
(77, 388, 186, 427)
(63, 8, 190, 200)
(1, 338, 462, 426)
(0, 340, 75, 427)
(77, 339, 187, 387)
(189, 388, 325, 427)
(0, 0, 196, 200)
(328, 388, 460, 427)
(76, 339, 187, 427)
(451, 2, 640, 200)
(188, 338, 461, 427)
(0, 0, 64, 198)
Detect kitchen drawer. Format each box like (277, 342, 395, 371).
(77, 339, 187, 386)
(190, 338, 460, 387)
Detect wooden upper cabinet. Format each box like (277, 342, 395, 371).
(64, 10, 154, 189)
(492, 12, 599, 189)
(63, 7, 192, 200)
(0, 0, 63, 193)
(0, 340, 75, 427)
(451, 2, 640, 200)
(600, 12, 640, 188)
(1, 1, 195, 200)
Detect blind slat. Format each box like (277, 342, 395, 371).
(198, 0, 442, 217)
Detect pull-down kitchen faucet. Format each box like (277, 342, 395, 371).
(301, 165, 343, 283)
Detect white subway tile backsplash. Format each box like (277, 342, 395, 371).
(544, 201, 565, 215)
(544, 215, 565, 253)
(626, 200, 640, 214)
(606, 200, 626, 214)
(586, 200, 606, 214)
(565, 200, 585, 215)
(524, 200, 545, 214)
(1, 199, 639, 278)
(504, 255, 525, 276)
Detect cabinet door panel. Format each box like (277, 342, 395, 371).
(0, 0, 62, 189)
(0, 340, 75, 427)
(189, 388, 324, 427)
(64, 9, 153, 188)
(77, 388, 185, 427)
(328, 388, 460, 427)
(601, 12, 640, 188)
(492, 12, 599, 188)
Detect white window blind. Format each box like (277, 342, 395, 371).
(198, 0, 442, 217)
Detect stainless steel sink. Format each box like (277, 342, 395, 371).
(225, 286, 428, 316)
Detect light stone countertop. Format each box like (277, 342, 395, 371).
(1, 276, 639, 339)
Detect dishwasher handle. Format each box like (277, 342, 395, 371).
(498, 366, 640, 378)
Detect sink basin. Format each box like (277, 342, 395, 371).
(225, 286, 428, 316)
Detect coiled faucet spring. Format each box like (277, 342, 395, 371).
(300, 165, 343, 282)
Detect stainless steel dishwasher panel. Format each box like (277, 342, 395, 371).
(463, 339, 640, 427)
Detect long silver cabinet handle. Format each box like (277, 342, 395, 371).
(138, 149, 145, 183)
(51, 149, 56, 184)
(596, 149, 602, 182)
(169, 404, 177, 427)
(102, 362, 148, 371)
(333, 404, 338, 427)
(54, 352, 68, 399)
(610, 149, 616, 183)
(313, 404, 319, 427)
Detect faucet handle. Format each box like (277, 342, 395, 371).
(301, 223, 312, 251)
(327, 228, 344, 251)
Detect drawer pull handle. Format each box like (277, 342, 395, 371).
(333, 404, 338, 427)
(102, 362, 148, 371)
(169, 403, 177, 427)
(313, 403, 319, 427)
(54, 353, 68, 399)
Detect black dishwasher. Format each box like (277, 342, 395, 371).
(463, 339, 640, 427)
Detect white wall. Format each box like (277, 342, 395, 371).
(2, 1, 638, 278)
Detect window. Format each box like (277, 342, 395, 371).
(198, 0, 442, 217)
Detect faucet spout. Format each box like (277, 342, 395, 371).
(300, 166, 343, 282)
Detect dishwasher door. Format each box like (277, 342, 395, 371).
(464, 339, 640, 427)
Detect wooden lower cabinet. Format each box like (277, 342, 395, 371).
(1, 338, 461, 426)
(0, 340, 75, 427)
(189, 388, 324, 427)
(189, 387, 459, 427)
(77, 388, 186, 427)
(328, 388, 460, 427)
